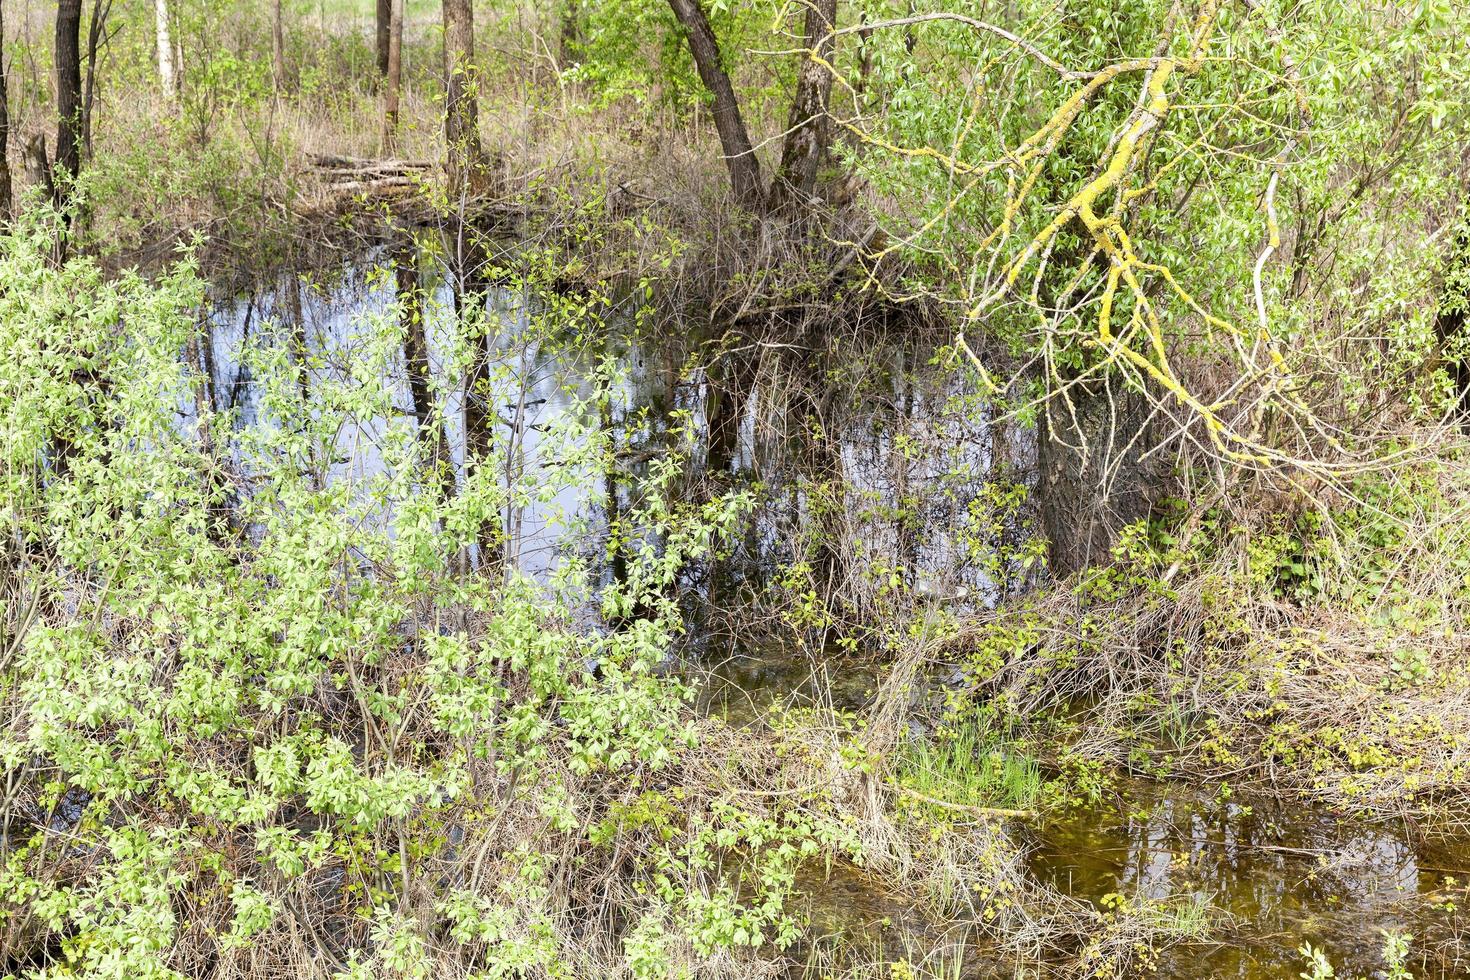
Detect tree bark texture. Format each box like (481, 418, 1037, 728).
(271, 0, 286, 89)
(442, 0, 487, 198)
(381, 0, 403, 152)
(376, 0, 392, 78)
(770, 0, 836, 211)
(154, 0, 173, 97)
(54, 0, 83, 200)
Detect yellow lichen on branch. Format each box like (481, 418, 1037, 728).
(836, 0, 1333, 467)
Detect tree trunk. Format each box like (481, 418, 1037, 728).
(769, 0, 836, 212)
(706, 344, 757, 474)
(23, 134, 53, 204)
(54, 0, 83, 203)
(459, 279, 503, 571)
(558, 0, 582, 71)
(441, 210, 504, 568)
(381, 0, 403, 153)
(81, 0, 108, 164)
(376, 0, 391, 78)
(154, 0, 173, 98)
(0, 1, 12, 223)
(396, 238, 455, 502)
(666, 0, 764, 211)
(1438, 218, 1470, 421)
(1037, 379, 1162, 577)
(271, 0, 286, 90)
(442, 0, 487, 199)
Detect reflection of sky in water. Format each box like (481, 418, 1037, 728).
(199, 249, 1023, 599)
(836, 348, 1010, 605)
(708, 340, 1033, 611)
(202, 249, 640, 580)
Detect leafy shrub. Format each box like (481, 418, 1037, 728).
(0, 219, 855, 977)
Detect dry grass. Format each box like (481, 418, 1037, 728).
(946, 448, 1470, 827)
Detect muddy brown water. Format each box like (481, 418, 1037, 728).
(208, 251, 1470, 979)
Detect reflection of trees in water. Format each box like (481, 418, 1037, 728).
(204, 249, 1038, 627)
(1031, 779, 1439, 978)
(704, 324, 1035, 621)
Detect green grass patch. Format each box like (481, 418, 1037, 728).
(895, 720, 1044, 814)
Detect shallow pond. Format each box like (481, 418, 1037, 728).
(204, 244, 1025, 603)
(205, 249, 1470, 979)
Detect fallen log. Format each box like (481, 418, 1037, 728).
(308, 152, 431, 171)
(326, 176, 419, 193)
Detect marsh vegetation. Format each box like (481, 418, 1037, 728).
(1, 2, 1470, 978)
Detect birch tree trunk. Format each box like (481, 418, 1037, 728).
(154, 0, 173, 98)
